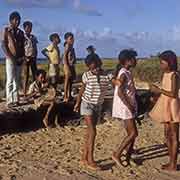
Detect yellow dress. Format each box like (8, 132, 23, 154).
(149, 72, 180, 123)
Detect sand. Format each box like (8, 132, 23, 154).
(0, 114, 179, 180)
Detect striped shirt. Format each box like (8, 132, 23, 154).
(82, 71, 113, 105)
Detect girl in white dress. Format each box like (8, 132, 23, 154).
(112, 49, 138, 167)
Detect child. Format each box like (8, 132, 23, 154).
(42, 33, 61, 88)
(112, 49, 138, 167)
(149, 50, 180, 171)
(23, 21, 38, 96)
(63, 32, 76, 102)
(74, 54, 120, 170)
(27, 69, 57, 128)
(85, 45, 102, 68)
(1, 11, 25, 107)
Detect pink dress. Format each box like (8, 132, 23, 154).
(112, 68, 137, 120)
(149, 72, 180, 123)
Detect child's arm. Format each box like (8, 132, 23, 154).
(41, 48, 49, 60)
(63, 44, 70, 66)
(150, 73, 178, 98)
(74, 83, 86, 112)
(112, 78, 121, 86)
(26, 92, 39, 100)
(118, 74, 135, 113)
(161, 73, 178, 98)
(1, 29, 15, 60)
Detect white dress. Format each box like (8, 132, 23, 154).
(112, 68, 137, 120)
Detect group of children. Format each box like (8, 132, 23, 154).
(75, 49, 180, 171)
(1, 11, 180, 172)
(1, 11, 76, 109)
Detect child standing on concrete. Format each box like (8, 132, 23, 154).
(42, 33, 61, 89)
(63, 32, 76, 102)
(23, 21, 38, 95)
(1, 11, 25, 107)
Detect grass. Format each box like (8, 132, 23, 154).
(0, 57, 179, 88)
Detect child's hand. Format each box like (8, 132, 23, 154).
(128, 105, 135, 114)
(74, 103, 80, 113)
(149, 84, 161, 93)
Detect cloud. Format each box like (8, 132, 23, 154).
(5, 0, 65, 8)
(73, 0, 102, 16)
(2, 18, 180, 57)
(4, 0, 102, 16)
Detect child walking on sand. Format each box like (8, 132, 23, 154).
(112, 49, 138, 167)
(42, 33, 61, 89)
(149, 50, 180, 171)
(74, 54, 120, 170)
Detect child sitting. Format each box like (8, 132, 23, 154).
(27, 69, 59, 128)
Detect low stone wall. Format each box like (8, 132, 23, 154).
(0, 89, 152, 134)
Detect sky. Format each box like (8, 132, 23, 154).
(1, 0, 180, 58)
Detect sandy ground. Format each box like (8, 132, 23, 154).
(0, 114, 180, 180)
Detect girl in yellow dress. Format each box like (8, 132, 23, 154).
(149, 50, 180, 171)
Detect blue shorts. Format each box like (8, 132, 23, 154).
(80, 100, 102, 118)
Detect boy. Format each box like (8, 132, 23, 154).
(27, 69, 58, 128)
(23, 21, 38, 96)
(85, 45, 102, 68)
(74, 54, 120, 170)
(1, 11, 25, 107)
(63, 32, 76, 102)
(42, 33, 61, 89)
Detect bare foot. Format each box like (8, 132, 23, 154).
(87, 162, 101, 171)
(161, 164, 177, 171)
(112, 152, 129, 167)
(63, 98, 69, 103)
(112, 152, 121, 167)
(43, 117, 49, 128)
(79, 159, 88, 166)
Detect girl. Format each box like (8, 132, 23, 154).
(74, 54, 120, 170)
(149, 50, 180, 171)
(112, 49, 138, 167)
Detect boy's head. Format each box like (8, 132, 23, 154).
(118, 49, 138, 68)
(23, 21, 32, 34)
(36, 69, 46, 83)
(49, 33, 61, 45)
(64, 32, 74, 45)
(159, 50, 177, 72)
(85, 54, 101, 74)
(87, 45, 96, 54)
(9, 11, 21, 29)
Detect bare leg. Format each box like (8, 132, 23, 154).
(162, 123, 172, 169)
(112, 119, 138, 166)
(162, 123, 179, 171)
(64, 75, 69, 102)
(83, 115, 100, 169)
(81, 126, 89, 164)
(43, 102, 55, 127)
(23, 62, 29, 96)
(69, 79, 73, 100)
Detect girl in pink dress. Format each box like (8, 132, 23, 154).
(112, 49, 138, 167)
(149, 50, 180, 171)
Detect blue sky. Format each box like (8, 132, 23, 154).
(1, 0, 180, 58)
